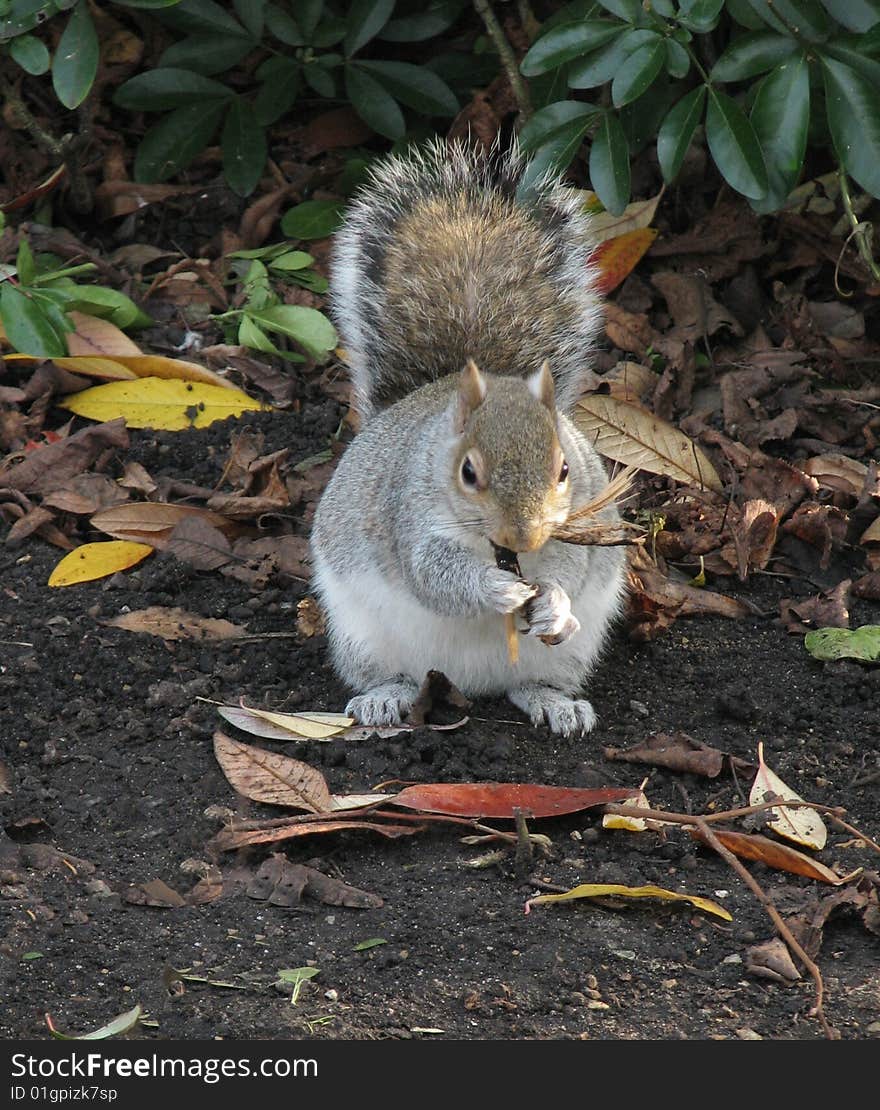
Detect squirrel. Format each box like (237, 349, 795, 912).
(310, 140, 627, 737)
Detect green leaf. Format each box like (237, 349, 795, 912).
(521, 20, 623, 77)
(254, 58, 301, 126)
(304, 61, 337, 99)
(246, 305, 337, 357)
(519, 115, 596, 191)
(239, 314, 283, 355)
(820, 54, 880, 197)
(114, 1, 187, 7)
(354, 60, 457, 117)
(818, 0, 880, 32)
(264, 4, 303, 45)
(665, 39, 690, 79)
(344, 64, 405, 139)
(343, 0, 395, 57)
(750, 54, 809, 213)
(353, 938, 387, 951)
(9, 33, 50, 75)
(657, 85, 706, 183)
(711, 32, 798, 82)
(160, 33, 255, 76)
(744, 0, 830, 42)
(568, 28, 655, 88)
(0, 282, 68, 357)
(114, 69, 233, 110)
(611, 38, 665, 107)
(48, 1005, 143, 1041)
(652, 0, 677, 15)
(705, 87, 768, 199)
(134, 100, 227, 184)
(518, 100, 597, 155)
(233, 0, 266, 38)
(678, 0, 725, 33)
(820, 41, 880, 87)
(221, 97, 267, 197)
(281, 199, 344, 241)
(594, 0, 641, 19)
(267, 251, 314, 272)
(63, 286, 152, 329)
(589, 111, 631, 215)
(804, 625, 880, 663)
(379, 1, 465, 42)
(727, 0, 766, 27)
(16, 238, 36, 286)
(52, 1, 99, 109)
(158, 0, 245, 35)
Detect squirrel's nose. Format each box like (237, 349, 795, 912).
(493, 522, 546, 553)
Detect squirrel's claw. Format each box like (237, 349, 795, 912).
(484, 567, 537, 614)
(523, 583, 580, 645)
(508, 684, 597, 736)
(346, 680, 419, 727)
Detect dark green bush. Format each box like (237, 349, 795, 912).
(518, 0, 880, 214)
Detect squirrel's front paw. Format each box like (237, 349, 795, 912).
(523, 583, 580, 645)
(483, 567, 537, 614)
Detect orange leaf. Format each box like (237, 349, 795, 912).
(390, 782, 638, 819)
(590, 228, 659, 295)
(690, 828, 845, 884)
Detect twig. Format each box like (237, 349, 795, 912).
(472, 0, 532, 120)
(837, 169, 880, 286)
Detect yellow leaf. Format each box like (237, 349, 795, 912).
(4, 353, 235, 388)
(59, 377, 268, 430)
(228, 705, 354, 739)
(48, 541, 153, 586)
(578, 189, 665, 243)
(526, 883, 732, 921)
(575, 393, 723, 492)
(749, 742, 827, 851)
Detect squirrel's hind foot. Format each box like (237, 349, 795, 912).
(508, 684, 596, 737)
(346, 680, 420, 727)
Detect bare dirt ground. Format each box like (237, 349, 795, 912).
(2, 399, 879, 1043)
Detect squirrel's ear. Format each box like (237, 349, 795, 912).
(455, 359, 487, 431)
(528, 360, 555, 411)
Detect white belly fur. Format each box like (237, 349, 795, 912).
(313, 557, 621, 696)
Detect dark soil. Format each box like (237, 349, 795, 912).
(2, 403, 879, 1043)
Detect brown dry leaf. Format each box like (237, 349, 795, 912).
(0, 419, 128, 495)
(749, 742, 827, 850)
(118, 461, 157, 495)
(296, 596, 325, 637)
(91, 502, 235, 548)
(692, 828, 840, 881)
(651, 271, 743, 343)
(246, 854, 382, 908)
(862, 516, 880, 545)
(604, 731, 753, 778)
(5, 505, 57, 546)
(210, 815, 421, 852)
(228, 534, 311, 581)
(213, 731, 333, 813)
(602, 303, 660, 358)
(744, 938, 801, 983)
(781, 502, 847, 568)
(786, 883, 879, 958)
(64, 312, 142, 357)
(779, 579, 850, 635)
(575, 393, 723, 491)
(166, 515, 233, 572)
(94, 180, 201, 220)
(123, 879, 187, 907)
(800, 454, 868, 500)
(628, 551, 756, 636)
(852, 572, 880, 600)
(604, 361, 660, 404)
(42, 473, 130, 515)
(406, 669, 471, 727)
(731, 498, 779, 581)
(104, 606, 247, 642)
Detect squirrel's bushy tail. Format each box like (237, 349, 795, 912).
(331, 139, 602, 420)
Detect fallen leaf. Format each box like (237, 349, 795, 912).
(104, 607, 247, 642)
(575, 393, 723, 491)
(744, 938, 801, 983)
(296, 596, 325, 637)
(590, 229, 659, 295)
(247, 854, 382, 909)
(0, 419, 128, 495)
(781, 502, 847, 569)
(582, 190, 664, 241)
(64, 311, 143, 356)
(91, 502, 235, 547)
(779, 580, 850, 635)
(692, 829, 840, 882)
(405, 669, 471, 727)
(213, 732, 333, 812)
(800, 454, 868, 500)
(216, 704, 353, 740)
(804, 625, 880, 663)
(604, 731, 753, 778)
(48, 541, 153, 586)
(652, 271, 743, 343)
(749, 742, 827, 850)
(525, 883, 732, 921)
(59, 378, 268, 430)
(390, 783, 638, 819)
(46, 1005, 143, 1041)
(210, 816, 421, 851)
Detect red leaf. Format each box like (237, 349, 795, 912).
(390, 782, 638, 819)
(590, 228, 659, 295)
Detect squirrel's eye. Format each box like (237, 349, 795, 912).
(558, 460, 569, 484)
(461, 457, 478, 487)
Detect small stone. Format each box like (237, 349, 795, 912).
(736, 1028, 763, 1040)
(324, 989, 338, 1002)
(629, 700, 649, 717)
